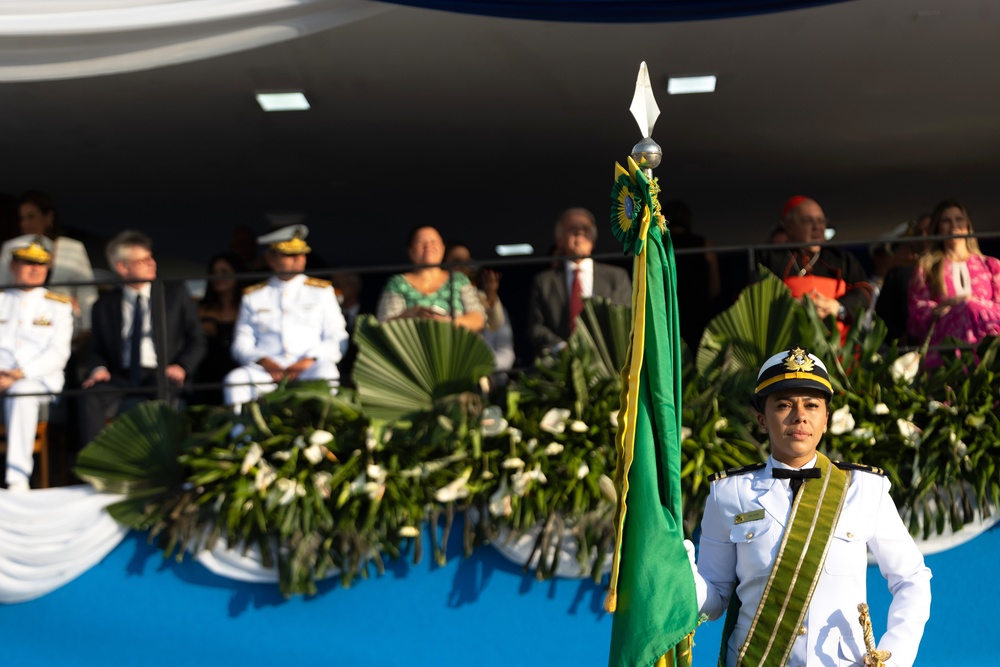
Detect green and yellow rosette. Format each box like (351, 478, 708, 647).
(610, 156, 664, 256)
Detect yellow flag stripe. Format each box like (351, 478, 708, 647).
(605, 201, 652, 610)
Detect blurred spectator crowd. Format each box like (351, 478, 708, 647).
(1, 190, 997, 490)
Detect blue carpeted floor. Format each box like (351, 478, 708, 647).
(1, 522, 995, 666)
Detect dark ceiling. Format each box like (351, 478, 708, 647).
(2, 0, 999, 276)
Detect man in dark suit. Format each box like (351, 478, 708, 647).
(79, 230, 205, 445)
(528, 207, 632, 355)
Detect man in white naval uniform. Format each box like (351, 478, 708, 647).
(223, 225, 348, 408)
(0, 236, 73, 491)
(690, 346, 931, 667)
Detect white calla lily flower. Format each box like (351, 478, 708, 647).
(897, 418, 923, 447)
(303, 444, 324, 465)
(254, 461, 276, 492)
(434, 468, 472, 504)
(480, 405, 509, 436)
(488, 478, 513, 517)
(543, 443, 564, 456)
(309, 430, 334, 446)
(540, 408, 571, 434)
(829, 405, 855, 435)
(599, 475, 618, 503)
(240, 443, 263, 474)
(275, 478, 297, 506)
(890, 352, 921, 383)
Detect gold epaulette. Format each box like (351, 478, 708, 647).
(304, 277, 332, 289)
(708, 462, 766, 483)
(243, 281, 267, 295)
(833, 461, 886, 477)
(44, 291, 72, 304)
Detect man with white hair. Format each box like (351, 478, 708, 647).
(224, 224, 348, 409)
(528, 207, 632, 355)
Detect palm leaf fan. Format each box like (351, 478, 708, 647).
(74, 400, 194, 527)
(569, 296, 632, 384)
(352, 315, 495, 422)
(696, 268, 799, 397)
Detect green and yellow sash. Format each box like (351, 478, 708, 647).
(723, 453, 851, 667)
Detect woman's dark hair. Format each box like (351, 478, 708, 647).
(406, 225, 442, 248)
(200, 252, 251, 309)
(19, 190, 60, 238)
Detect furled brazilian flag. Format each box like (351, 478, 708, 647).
(605, 157, 699, 667)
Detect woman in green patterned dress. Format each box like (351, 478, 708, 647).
(376, 226, 485, 332)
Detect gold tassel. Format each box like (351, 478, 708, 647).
(857, 603, 892, 667)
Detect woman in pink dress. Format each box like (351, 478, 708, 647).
(908, 200, 1000, 363)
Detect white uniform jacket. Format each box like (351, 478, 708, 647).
(694, 457, 932, 667)
(231, 274, 348, 369)
(0, 288, 73, 389)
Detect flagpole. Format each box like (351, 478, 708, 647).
(607, 62, 699, 667)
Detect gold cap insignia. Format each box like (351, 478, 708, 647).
(12, 236, 52, 265)
(783, 346, 815, 372)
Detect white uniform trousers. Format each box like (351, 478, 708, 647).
(3, 378, 51, 486)
(223, 358, 340, 407)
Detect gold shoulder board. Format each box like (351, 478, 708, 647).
(304, 277, 332, 289)
(44, 291, 72, 304)
(708, 462, 766, 483)
(833, 461, 886, 477)
(243, 282, 267, 295)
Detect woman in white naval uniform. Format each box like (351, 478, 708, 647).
(0, 237, 73, 491)
(690, 347, 931, 667)
(223, 225, 348, 408)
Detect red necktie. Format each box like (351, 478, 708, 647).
(569, 266, 583, 333)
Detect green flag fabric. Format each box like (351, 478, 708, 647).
(606, 158, 699, 667)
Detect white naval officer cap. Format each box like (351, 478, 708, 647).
(9, 234, 53, 265)
(753, 345, 833, 410)
(258, 224, 311, 255)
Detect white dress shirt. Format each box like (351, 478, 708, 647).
(563, 258, 594, 299)
(120, 284, 156, 369)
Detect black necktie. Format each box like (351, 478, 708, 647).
(772, 467, 821, 497)
(129, 294, 145, 385)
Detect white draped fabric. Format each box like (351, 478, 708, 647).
(0, 0, 390, 82)
(1, 483, 996, 604)
(0, 485, 128, 603)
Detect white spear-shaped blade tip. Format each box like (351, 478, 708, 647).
(629, 61, 660, 139)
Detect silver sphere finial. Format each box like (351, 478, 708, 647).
(631, 136, 662, 171)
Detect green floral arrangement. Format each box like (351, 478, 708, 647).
(74, 271, 1000, 597)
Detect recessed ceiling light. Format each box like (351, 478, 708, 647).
(667, 76, 717, 95)
(256, 92, 310, 112)
(495, 243, 534, 256)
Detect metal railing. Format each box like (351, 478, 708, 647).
(3, 229, 997, 408)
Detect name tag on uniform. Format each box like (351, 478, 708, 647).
(734, 509, 765, 524)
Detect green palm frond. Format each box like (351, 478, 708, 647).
(569, 296, 632, 384)
(696, 268, 800, 396)
(352, 315, 495, 422)
(74, 400, 195, 528)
